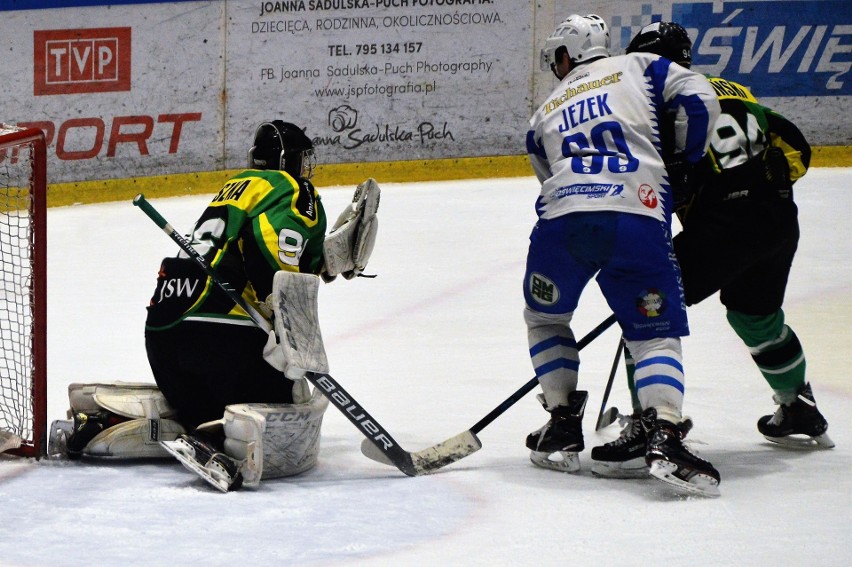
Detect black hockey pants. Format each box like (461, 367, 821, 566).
(673, 189, 799, 316)
(145, 321, 294, 430)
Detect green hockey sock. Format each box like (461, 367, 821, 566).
(726, 309, 806, 396)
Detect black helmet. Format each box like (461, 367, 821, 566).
(626, 21, 692, 68)
(248, 120, 316, 179)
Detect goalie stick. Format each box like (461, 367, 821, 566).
(133, 194, 427, 478)
(361, 314, 618, 474)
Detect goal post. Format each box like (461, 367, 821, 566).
(0, 124, 47, 459)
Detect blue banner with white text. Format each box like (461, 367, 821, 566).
(674, 1, 851, 96)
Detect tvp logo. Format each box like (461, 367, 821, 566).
(33, 27, 131, 96)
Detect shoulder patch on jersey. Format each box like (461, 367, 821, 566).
(294, 179, 318, 222)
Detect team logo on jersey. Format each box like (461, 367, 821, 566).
(529, 272, 559, 306)
(636, 288, 666, 317)
(637, 184, 658, 209)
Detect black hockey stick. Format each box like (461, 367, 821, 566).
(361, 313, 618, 473)
(594, 337, 624, 430)
(133, 193, 430, 477)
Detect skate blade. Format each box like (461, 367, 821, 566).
(591, 457, 649, 479)
(763, 432, 835, 450)
(649, 460, 720, 498)
(529, 450, 580, 473)
(160, 440, 231, 493)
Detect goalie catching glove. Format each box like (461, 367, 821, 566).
(322, 178, 380, 280)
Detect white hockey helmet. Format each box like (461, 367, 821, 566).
(539, 14, 611, 71)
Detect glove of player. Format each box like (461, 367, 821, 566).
(762, 146, 792, 197)
(664, 154, 695, 209)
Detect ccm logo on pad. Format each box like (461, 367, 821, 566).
(34, 27, 131, 95)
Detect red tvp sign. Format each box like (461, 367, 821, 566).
(34, 27, 131, 95)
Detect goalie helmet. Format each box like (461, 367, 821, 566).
(248, 120, 316, 179)
(626, 21, 693, 69)
(540, 14, 610, 72)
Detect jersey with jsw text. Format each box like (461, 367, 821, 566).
(145, 169, 327, 330)
(527, 53, 719, 222)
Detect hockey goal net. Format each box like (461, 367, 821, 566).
(0, 124, 47, 458)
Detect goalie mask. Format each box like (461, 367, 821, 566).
(248, 120, 317, 179)
(540, 14, 610, 74)
(626, 21, 693, 69)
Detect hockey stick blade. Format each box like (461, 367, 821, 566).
(360, 314, 618, 473)
(360, 430, 482, 475)
(305, 371, 465, 477)
(595, 406, 619, 430)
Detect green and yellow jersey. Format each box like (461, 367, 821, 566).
(705, 76, 810, 181)
(146, 169, 326, 330)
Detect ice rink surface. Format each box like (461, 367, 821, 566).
(1, 169, 850, 566)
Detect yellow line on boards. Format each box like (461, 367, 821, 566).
(45, 147, 851, 208)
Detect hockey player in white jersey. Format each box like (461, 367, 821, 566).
(523, 14, 722, 496)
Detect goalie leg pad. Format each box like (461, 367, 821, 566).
(68, 381, 177, 419)
(268, 271, 329, 380)
(57, 417, 186, 459)
(85, 418, 186, 458)
(223, 388, 329, 486)
(58, 382, 182, 458)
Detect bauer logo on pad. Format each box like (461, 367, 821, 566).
(33, 27, 132, 96)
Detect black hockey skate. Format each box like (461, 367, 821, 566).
(642, 408, 720, 498)
(161, 430, 243, 492)
(590, 412, 648, 478)
(591, 413, 696, 479)
(526, 391, 587, 472)
(757, 383, 834, 449)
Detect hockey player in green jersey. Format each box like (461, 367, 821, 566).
(52, 120, 381, 491)
(591, 22, 833, 480)
(143, 121, 328, 431)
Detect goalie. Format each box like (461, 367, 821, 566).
(50, 120, 380, 492)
